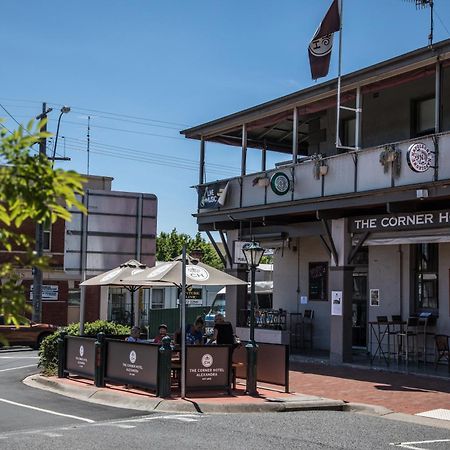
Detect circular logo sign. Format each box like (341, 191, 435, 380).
(129, 350, 137, 364)
(407, 142, 432, 173)
(270, 172, 290, 196)
(186, 265, 210, 281)
(79, 345, 84, 357)
(201, 353, 213, 368)
(309, 33, 333, 57)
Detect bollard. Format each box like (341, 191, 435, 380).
(57, 331, 67, 378)
(246, 342, 258, 395)
(94, 332, 106, 387)
(157, 335, 172, 398)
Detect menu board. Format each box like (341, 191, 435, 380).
(308, 262, 328, 301)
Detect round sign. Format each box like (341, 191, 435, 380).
(201, 353, 213, 368)
(309, 33, 333, 57)
(407, 142, 432, 173)
(270, 172, 290, 196)
(186, 265, 210, 281)
(79, 345, 84, 357)
(129, 350, 137, 364)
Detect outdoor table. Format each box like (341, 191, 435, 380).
(369, 320, 405, 365)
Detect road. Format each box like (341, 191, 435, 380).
(1, 348, 450, 449)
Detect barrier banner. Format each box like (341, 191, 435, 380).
(65, 336, 96, 378)
(105, 340, 159, 390)
(185, 345, 231, 392)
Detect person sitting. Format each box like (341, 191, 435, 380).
(185, 316, 204, 345)
(153, 324, 168, 344)
(211, 313, 235, 346)
(126, 326, 143, 343)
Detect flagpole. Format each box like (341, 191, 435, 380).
(335, 0, 343, 148)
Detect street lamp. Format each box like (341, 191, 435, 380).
(51, 106, 71, 165)
(242, 241, 265, 395)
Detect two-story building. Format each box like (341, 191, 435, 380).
(181, 38, 450, 364)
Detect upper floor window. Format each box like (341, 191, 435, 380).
(413, 243, 438, 313)
(151, 288, 164, 309)
(413, 97, 435, 137)
(43, 222, 51, 251)
(342, 117, 356, 148)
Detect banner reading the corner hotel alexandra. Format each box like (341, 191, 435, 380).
(105, 340, 159, 389)
(66, 336, 96, 378)
(185, 345, 230, 390)
(349, 210, 450, 233)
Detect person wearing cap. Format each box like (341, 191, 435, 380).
(153, 324, 169, 344)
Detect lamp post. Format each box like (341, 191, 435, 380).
(51, 106, 71, 166)
(242, 241, 265, 395)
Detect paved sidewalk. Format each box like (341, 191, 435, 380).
(289, 361, 450, 415)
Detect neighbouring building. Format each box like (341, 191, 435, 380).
(5, 174, 158, 327)
(181, 38, 450, 364)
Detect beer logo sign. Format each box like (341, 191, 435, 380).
(309, 33, 334, 57)
(201, 353, 213, 368)
(270, 172, 290, 196)
(407, 142, 432, 173)
(79, 345, 84, 357)
(129, 350, 137, 364)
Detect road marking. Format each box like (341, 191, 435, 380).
(41, 432, 64, 437)
(0, 398, 95, 423)
(113, 424, 136, 429)
(391, 438, 450, 449)
(0, 356, 39, 359)
(0, 364, 37, 372)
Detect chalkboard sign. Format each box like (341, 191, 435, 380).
(308, 262, 328, 301)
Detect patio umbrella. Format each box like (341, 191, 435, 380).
(80, 259, 167, 327)
(120, 254, 248, 288)
(121, 249, 247, 398)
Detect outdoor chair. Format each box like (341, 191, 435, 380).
(387, 315, 404, 359)
(434, 335, 450, 372)
(372, 316, 390, 363)
(396, 317, 419, 364)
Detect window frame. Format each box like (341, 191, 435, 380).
(411, 96, 435, 138)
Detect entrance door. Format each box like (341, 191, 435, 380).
(352, 271, 368, 348)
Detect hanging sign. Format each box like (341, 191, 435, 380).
(270, 172, 290, 196)
(407, 142, 433, 173)
(199, 181, 229, 209)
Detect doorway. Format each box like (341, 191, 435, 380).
(352, 248, 368, 348)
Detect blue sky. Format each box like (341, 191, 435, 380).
(2, 0, 450, 236)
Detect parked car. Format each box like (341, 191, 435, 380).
(0, 316, 58, 349)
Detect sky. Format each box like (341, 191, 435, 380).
(2, 0, 450, 236)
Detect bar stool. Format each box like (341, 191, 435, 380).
(387, 315, 404, 360)
(396, 317, 418, 365)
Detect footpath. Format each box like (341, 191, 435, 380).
(25, 360, 450, 429)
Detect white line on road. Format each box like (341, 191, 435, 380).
(0, 364, 36, 372)
(0, 356, 39, 359)
(391, 438, 450, 449)
(0, 398, 95, 423)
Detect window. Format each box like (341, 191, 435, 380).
(308, 262, 328, 301)
(413, 97, 435, 137)
(413, 243, 438, 313)
(43, 222, 51, 251)
(151, 289, 164, 309)
(68, 288, 80, 306)
(342, 117, 356, 148)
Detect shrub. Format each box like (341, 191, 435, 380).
(38, 320, 130, 376)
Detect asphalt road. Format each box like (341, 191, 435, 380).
(1, 348, 450, 450)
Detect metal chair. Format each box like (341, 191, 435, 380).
(396, 317, 418, 365)
(434, 335, 450, 372)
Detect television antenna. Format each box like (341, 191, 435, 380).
(403, 0, 434, 47)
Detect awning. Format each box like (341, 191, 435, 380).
(353, 229, 450, 246)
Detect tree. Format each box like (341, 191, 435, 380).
(0, 120, 86, 332)
(156, 228, 223, 269)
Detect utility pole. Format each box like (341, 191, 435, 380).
(32, 102, 52, 323)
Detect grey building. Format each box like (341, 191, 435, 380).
(181, 38, 450, 364)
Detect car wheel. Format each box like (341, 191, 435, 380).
(33, 333, 50, 350)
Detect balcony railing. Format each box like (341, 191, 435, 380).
(198, 131, 450, 213)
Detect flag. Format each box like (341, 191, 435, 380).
(308, 0, 341, 80)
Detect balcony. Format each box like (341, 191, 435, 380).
(196, 131, 450, 221)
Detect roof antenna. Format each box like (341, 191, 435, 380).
(403, 0, 434, 47)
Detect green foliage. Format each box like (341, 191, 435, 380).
(0, 120, 86, 327)
(156, 228, 223, 269)
(38, 320, 131, 375)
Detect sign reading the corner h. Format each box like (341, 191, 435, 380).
(349, 210, 450, 233)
